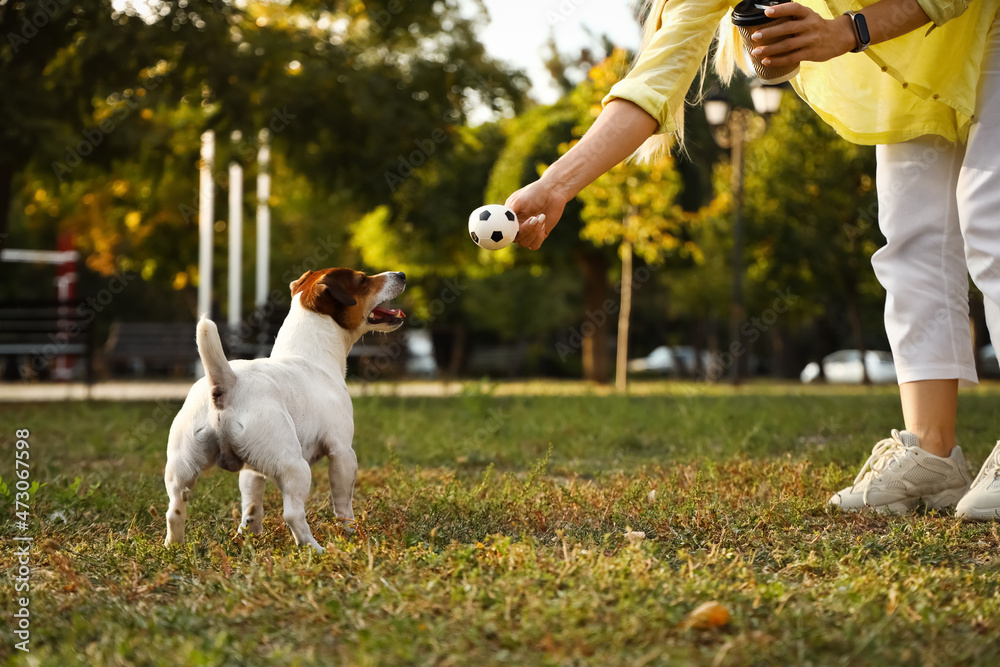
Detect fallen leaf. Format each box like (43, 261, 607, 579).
(684, 601, 730, 629)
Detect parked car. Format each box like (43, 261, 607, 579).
(628, 346, 721, 377)
(405, 330, 438, 377)
(800, 349, 897, 384)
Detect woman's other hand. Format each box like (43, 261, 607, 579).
(749, 3, 857, 67)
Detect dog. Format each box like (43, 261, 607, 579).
(163, 268, 406, 552)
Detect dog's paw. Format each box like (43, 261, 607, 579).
(237, 521, 263, 535)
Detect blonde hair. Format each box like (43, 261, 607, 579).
(631, 0, 752, 163)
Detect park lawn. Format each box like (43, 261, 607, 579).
(1, 382, 999, 666)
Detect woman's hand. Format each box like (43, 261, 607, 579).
(506, 178, 568, 251)
(750, 3, 857, 67)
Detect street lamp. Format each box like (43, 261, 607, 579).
(704, 79, 785, 384)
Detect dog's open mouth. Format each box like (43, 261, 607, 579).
(367, 305, 406, 325)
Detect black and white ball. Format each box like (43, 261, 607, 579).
(468, 204, 519, 251)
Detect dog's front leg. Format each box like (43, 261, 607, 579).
(328, 447, 358, 530)
(238, 469, 266, 535)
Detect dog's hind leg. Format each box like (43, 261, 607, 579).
(328, 448, 358, 530)
(164, 458, 198, 547)
(274, 458, 323, 553)
(238, 469, 266, 535)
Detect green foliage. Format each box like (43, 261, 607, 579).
(741, 95, 881, 323)
(1, 0, 526, 315)
(351, 124, 510, 281)
(459, 266, 580, 341)
(571, 50, 694, 267)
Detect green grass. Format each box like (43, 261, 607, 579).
(2, 382, 1000, 665)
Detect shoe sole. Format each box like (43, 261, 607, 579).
(829, 498, 918, 514)
(829, 485, 968, 515)
(873, 500, 918, 514)
(956, 507, 1000, 521)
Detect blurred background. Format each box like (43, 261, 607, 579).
(1, 0, 995, 386)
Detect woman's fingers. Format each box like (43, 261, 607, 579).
(759, 2, 811, 20)
(515, 214, 547, 249)
(749, 4, 851, 65)
(753, 34, 811, 59)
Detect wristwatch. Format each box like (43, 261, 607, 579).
(845, 11, 871, 53)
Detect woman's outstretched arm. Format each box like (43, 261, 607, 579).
(508, 99, 658, 250)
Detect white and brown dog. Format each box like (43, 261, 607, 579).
(163, 268, 406, 552)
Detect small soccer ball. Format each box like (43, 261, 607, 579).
(468, 204, 519, 251)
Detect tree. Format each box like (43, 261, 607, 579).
(2, 0, 526, 317)
(572, 50, 695, 387)
(484, 95, 622, 382)
(575, 51, 694, 266)
(739, 94, 881, 378)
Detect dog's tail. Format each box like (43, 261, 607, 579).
(196, 317, 243, 472)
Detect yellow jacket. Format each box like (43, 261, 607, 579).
(604, 0, 1000, 144)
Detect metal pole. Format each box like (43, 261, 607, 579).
(198, 131, 215, 318)
(228, 152, 243, 335)
(256, 130, 271, 357)
(730, 112, 747, 385)
(256, 130, 271, 312)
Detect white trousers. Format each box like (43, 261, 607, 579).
(872, 21, 1000, 387)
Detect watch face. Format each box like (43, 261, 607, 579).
(855, 14, 871, 45)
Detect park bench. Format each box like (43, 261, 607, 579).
(100, 318, 405, 378)
(102, 322, 201, 377)
(465, 344, 527, 377)
(0, 300, 94, 382)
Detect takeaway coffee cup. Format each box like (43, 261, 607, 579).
(732, 0, 800, 84)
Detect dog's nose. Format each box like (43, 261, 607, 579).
(395, 272, 406, 281)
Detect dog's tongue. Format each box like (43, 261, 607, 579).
(372, 307, 405, 320)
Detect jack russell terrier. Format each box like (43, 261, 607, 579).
(163, 268, 406, 552)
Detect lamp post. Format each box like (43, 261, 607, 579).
(705, 79, 784, 384)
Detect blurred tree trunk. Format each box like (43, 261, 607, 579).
(576, 249, 610, 384)
(0, 162, 12, 250)
(615, 229, 633, 391)
(432, 326, 467, 379)
(769, 325, 786, 378)
(691, 318, 705, 379)
(448, 327, 467, 378)
(845, 280, 870, 384)
(812, 312, 837, 382)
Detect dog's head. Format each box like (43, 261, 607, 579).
(290, 268, 406, 334)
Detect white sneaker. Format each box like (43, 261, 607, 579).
(829, 429, 972, 513)
(955, 442, 1000, 521)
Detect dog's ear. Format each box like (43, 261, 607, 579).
(294, 269, 364, 327)
(306, 274, 358, 319)
(315, 280, 358, 310)
(289, 271, 314, 295)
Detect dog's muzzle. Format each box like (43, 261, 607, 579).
(368, 272, 406, 326)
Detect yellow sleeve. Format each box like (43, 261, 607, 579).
(602, 0, 731, 134)
(914, 0, 971, 26)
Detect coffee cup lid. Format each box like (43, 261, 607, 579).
(732, 0, 790, 26)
